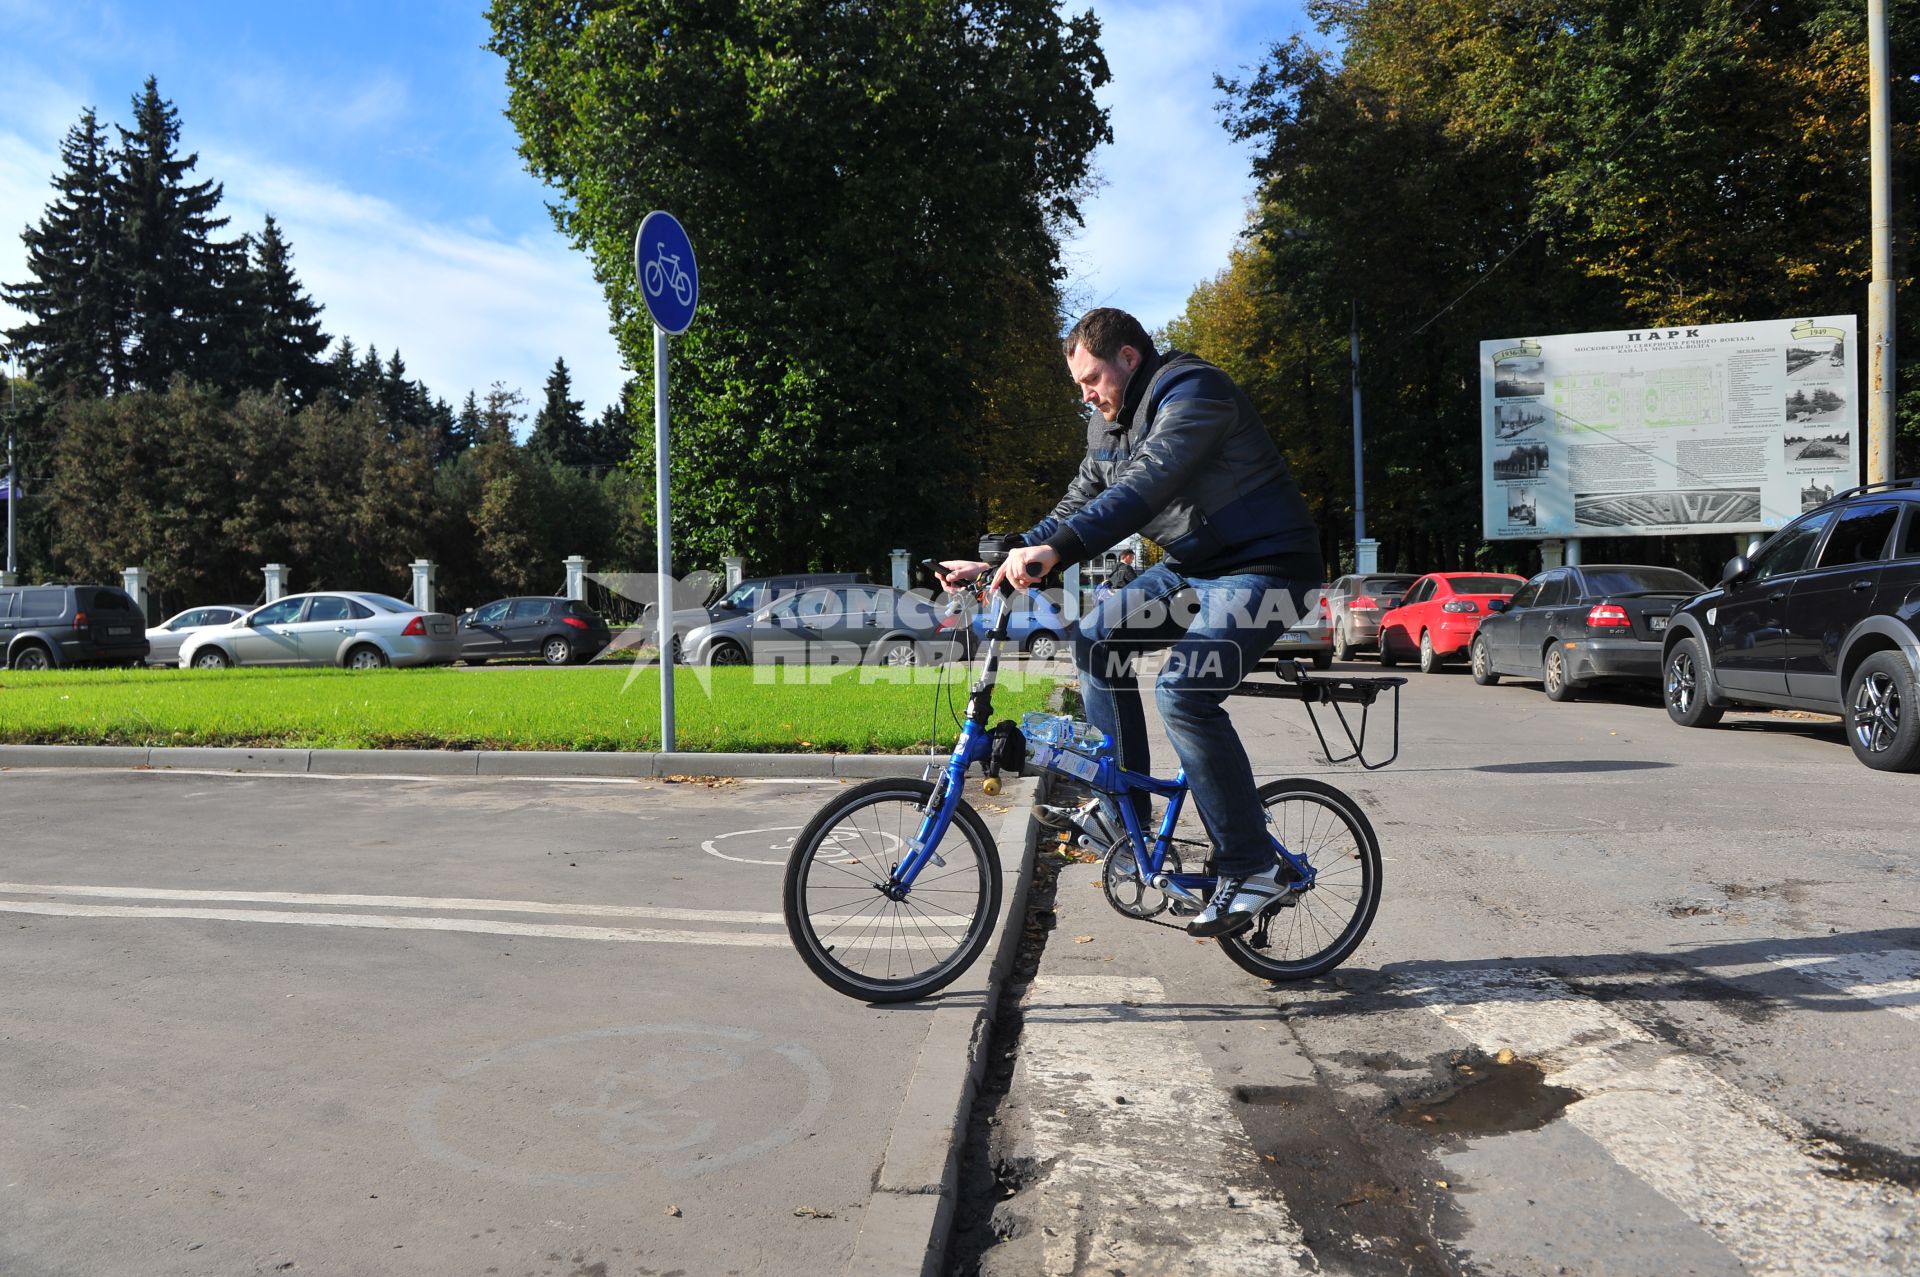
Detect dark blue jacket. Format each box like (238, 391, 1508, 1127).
(1022, 350, 1319, 577)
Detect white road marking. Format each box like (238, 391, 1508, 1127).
(1011, 973, 1311, 1275)
(0, 881, 785, 926)
(1405, 968, 1918, 1276)
(1769, 949, 1920, 1023)
(0, 900, 789, 947)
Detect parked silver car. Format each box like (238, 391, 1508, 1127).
(179, 592, 459, 670)
(681, 585, 971, 667)
(144, 605, 249, 666)
(1326, 573, 1419, 660)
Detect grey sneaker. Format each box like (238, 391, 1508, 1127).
(1185, 865, 1294, 938)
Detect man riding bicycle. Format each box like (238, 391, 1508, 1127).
(941, 308, 1321, 938)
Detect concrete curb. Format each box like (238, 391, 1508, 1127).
(0, 743, 931, 780)
(844, 777, 1046, 1277)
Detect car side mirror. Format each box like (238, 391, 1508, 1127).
(1720, 555, 1752, 586)
(1486, 599, 1509, 613)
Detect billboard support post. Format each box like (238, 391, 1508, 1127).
(1867, 0, 1896, 483)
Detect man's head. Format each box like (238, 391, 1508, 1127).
(1119, 550, 1135, 564)
(1064, 308, 1156, 423)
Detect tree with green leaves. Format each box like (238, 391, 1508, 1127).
(3, 109, 123, 397)
(110, 77, 247, 391)
(487, 0, 1111, 572)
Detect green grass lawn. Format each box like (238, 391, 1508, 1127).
(0, 664, 1057, 753)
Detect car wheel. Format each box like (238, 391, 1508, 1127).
(542, 636, 574, 666)
(1543, 645, 1577, 702)
(1470, 635, 1499, 685)
(1026, 629, 1060, 662)
(191, 648, 232, 670)
(1332, 624, 1353, 663)
(346, 645, 389, 670)
(708, 641, 746, 667)
(1377, 636, 1399, 668)
(1310, 649, 1333, 671)
(9, 643, 53, 671)
(876, 637, 920, 667)
(1418, 631, 1442, 674)
(1663, 638, 1724, 728)
(1846, 651, 1920, 772)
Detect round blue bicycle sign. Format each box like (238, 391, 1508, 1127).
(634, 211, 699, 334)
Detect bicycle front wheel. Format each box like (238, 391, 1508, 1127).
(783, 778, 1002, 1002)
(1217, 777, 1381, 982)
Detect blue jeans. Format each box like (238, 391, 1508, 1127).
(1071, 564, 1307, 877)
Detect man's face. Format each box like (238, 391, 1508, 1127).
(1067, 342, 1141, 423)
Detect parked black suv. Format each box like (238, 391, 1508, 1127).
(1662, 481, 1920, 771)
(1, 584, 151, 669)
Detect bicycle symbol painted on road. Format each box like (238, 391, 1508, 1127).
(702, 824, 900, 866)
(643, 244, 695, 309)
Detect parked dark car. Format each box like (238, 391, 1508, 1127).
(1470, 563, 1706, 700)
(1661, 482, 1920, 771)
(458, 596, 612, 665)
(682, 584, 971, 666)
(0, 584, 150, 669)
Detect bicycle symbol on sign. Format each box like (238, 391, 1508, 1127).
(643, 244, 695, 309)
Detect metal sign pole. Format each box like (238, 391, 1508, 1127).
(654, 322, 675, 753)
(1867, 0, 1896, 483)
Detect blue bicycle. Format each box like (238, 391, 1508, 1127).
(783, 563, 1402, 1003)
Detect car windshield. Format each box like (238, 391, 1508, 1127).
(1447, 575, 1524, 594)
(719, 583, 762, 610)
(1580, 567, 1704, 596)
(355, 594, 418, 613)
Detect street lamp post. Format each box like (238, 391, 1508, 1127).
(1867, 0, 1897, 483)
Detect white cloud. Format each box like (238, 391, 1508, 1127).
(215, 150, 630, 416)
(1063, 1, 1308, 332)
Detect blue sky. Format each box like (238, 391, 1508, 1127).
(0, 1, 1312, 418)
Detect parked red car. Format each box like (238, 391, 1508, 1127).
(1377, 572, 1528, 673)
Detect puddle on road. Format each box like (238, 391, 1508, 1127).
(1391, 1053, 1580, 1137)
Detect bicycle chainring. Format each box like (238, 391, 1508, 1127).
(1101, 840, 1183, 920)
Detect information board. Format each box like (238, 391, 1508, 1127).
(1480, 316, 1858, 539)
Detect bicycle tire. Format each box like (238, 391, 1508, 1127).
(1217, 777, 1381, 982)
(784, 778, 1002, 1002)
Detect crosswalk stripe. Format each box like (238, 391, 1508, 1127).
(1012, 974, 1312, 1275)
(1769, 949, 1920, 1024)
(1404, 968, 1919, 1277)
(0, 881, 786, 926)
(0, 899, 790, 947)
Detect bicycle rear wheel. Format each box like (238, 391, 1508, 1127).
(784, 778, 1002, 1002)
(1217, 777, 1381, 982)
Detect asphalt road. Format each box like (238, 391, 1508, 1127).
(966, 657, 1920, 1276)
(0, 767, 1024, 1277)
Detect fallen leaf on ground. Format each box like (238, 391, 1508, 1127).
(793, 1206, 834, 1219)
(664, 1205, 681, 1217)
(1074, 935, 1094, 943)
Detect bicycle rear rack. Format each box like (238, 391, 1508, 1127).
(1230, 660, 1406, 770)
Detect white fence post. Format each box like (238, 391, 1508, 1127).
(890, 548, 910, 591)
(122, 566, 149, 621)
(263, 563, 288, 602)
(723, 555, 744, 589)
(563, 555, 588, 602)
(411, 559, 437, 613)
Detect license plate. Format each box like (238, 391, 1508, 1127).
(1649, 615, 1668, 631)
(108, 626, 131, 637)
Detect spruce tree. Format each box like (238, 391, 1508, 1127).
(110, 78, 247, 390)
(238, 214, 329, 404)
(2, 109, 123, 396)
(528, 357, 586, 466)
(583, 380, 636, 470)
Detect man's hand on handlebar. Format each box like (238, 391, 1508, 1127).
(936, 560, 990, 592)
(992, 545, 1059, 592)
